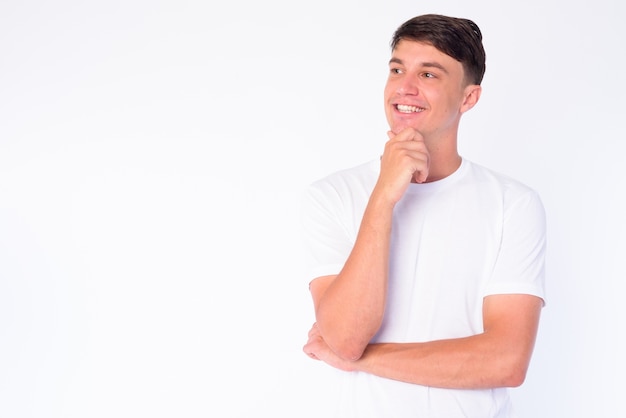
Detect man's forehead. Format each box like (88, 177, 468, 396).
(389, 41, 459, 70)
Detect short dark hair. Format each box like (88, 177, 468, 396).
(390, 14, 486, 85)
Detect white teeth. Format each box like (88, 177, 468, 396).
(396, 104, 424, 113)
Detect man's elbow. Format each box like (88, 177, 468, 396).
(317, 320, 378, 362)
(499, 359, 530, 388)
(501, 369, 527, 388)
(328, 338, 369, 362)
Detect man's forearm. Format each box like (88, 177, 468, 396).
(355, 337, 517, 389)
(351, 295, 542, 389)
(314, 192, 395, 360)
(313, 129, 431, 361)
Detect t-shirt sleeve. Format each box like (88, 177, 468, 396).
(484, 189, 547, 304)
(300, 182, 354, 282)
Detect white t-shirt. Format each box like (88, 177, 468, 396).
(301, 157, 546, 418)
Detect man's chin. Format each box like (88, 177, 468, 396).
(390, 123, 421, 136)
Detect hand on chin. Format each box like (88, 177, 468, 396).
(389, 119, 422, 137)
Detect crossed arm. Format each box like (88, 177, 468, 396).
(304, 283, 542, 389)
(302, 128, 543, 390)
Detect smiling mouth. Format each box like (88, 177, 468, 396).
(396, 104, 425, 113)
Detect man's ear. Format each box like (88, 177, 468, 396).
(460, 85, 482, 113)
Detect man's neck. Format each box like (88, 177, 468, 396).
(422, 140, 462, 183)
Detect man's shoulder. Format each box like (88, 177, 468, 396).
(465, 159, 537, 193)
(463, 160, 543, 211)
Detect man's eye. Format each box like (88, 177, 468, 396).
(423, 72, 435, 78)
(390, 68, 403, 74)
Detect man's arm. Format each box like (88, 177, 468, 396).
(309, 175, 397, 361)
(304, 293, 543, 389)
(311, 128, 430, 361)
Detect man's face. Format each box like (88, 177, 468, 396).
(384, 40, 474, 140)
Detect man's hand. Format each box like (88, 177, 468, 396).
(376, 128, 430, 204)
(303, 323, 356, 371)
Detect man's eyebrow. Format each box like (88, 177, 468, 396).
(421, 61, 448, 74)
(388, 57, 449, 74)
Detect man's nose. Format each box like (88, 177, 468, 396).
(398, 77, 419, 95)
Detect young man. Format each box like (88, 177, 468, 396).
(301, 14, 546, 417)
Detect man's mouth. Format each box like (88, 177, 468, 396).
(396, 104, 425, 113)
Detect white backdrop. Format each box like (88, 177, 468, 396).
(1, 0, 624, 417)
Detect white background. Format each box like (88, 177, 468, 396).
(1, 0, 624, 417)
